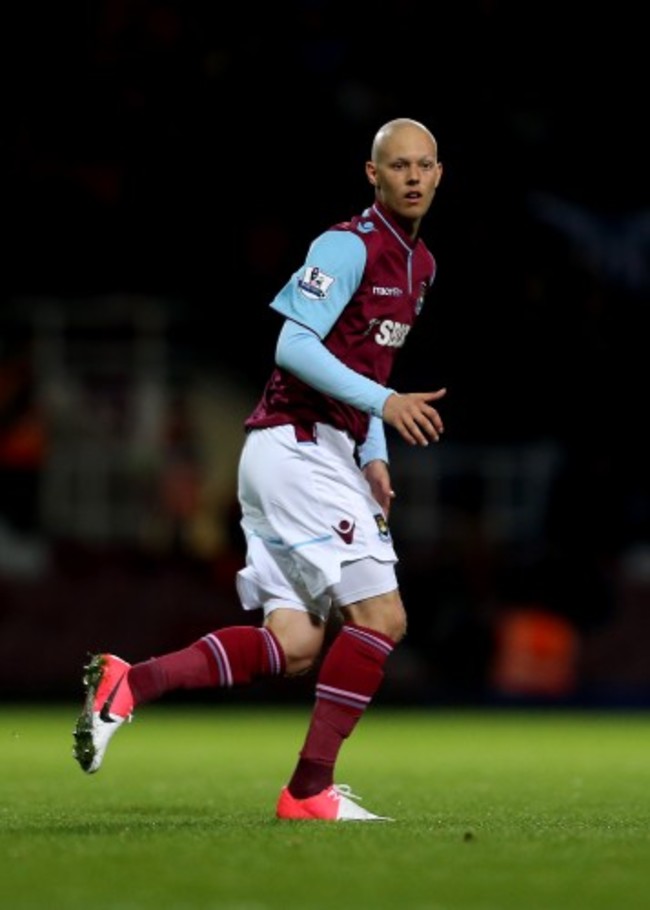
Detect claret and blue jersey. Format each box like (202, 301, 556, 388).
(245, 200, 437, 445)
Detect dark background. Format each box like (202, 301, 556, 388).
(1, 0, 649, 705)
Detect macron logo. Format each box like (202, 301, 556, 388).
(372, 286, 403, 297)
(333, 520, 355, 545)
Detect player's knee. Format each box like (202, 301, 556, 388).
(281, 634, 322, 675)
(342, 590, 407, 643)
(376, 605, 407, 643)
(387, 610, 407, 643)
(264, 608, 325, 676)
(284, 650, 320, 676)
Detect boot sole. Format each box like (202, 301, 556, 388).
(72, 654, 105, 772)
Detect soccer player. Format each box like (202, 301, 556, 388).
(73, 117, 446, 821)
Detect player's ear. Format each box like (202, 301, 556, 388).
(366, 161, 378, 186)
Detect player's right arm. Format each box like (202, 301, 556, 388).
(276, 318, 446, 447)
(273, 229, 445, 447)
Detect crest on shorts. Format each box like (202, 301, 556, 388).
(374, 513, 392, 542)
(298, 265, 334, 300)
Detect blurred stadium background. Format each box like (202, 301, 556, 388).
(1, 0, 649, 707)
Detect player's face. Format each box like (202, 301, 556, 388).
(366, 126, 442, 232)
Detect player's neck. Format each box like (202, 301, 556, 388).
(390, 211, 421, 243)
(374, 199, 420, 243)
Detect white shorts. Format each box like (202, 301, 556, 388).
(235, 423, 398, 621)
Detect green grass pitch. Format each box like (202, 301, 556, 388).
(1, 703, 649, 909)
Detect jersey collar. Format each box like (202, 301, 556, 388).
(371, 200, 419, 250)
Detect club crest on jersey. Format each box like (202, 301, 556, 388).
(297, 266, 334, 300)
(374, 513, 392, 542)
(415, 281, 428, 315)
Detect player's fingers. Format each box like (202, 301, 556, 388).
(408, 402, 443, 441)
(400, 413, 439, 446)
(398, 426, 420, 446)
(378, 490, 394, 514)
(420, 387, 447, 403)
(422, 405, 444, 434)
(418, 415, 441, 443)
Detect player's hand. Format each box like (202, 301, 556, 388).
(362, 459, 395, 516)
(382, 389, 446, 446)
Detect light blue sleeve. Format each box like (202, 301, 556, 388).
(275, 320, 395, 418)
(357, 415, 389, 467)
(270, 230, 367, 338)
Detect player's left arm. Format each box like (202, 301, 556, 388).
(357, 414, 388, 467)
(362, 457, 395, 516)
(359, 416, 394, 514)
